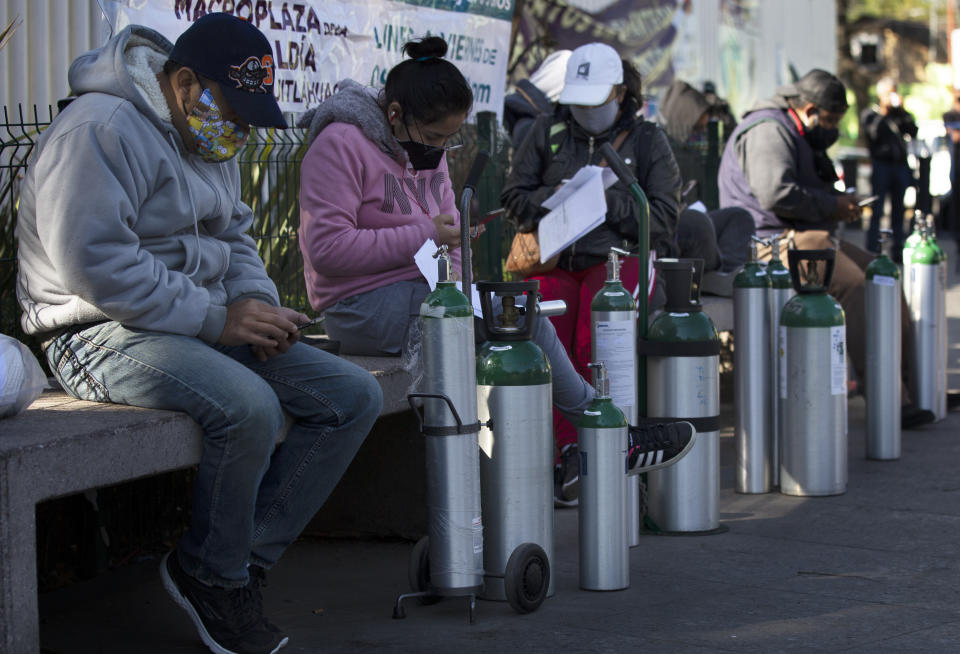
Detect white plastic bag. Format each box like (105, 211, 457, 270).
(0, 334, 48, 418)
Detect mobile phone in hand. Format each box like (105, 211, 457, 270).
(297, 316, 323, 331)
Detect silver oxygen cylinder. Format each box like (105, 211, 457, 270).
(779, 249, 847, 497)
(589, 247, 640, 548)
(864, 230, 902, 460)
(476, 282, 554, 608)
(417, 248, 483, 592)
(733, 237, 772, 493)
(766, 235, 794, 488)
(907, 216, 948, 421)
(645, 259, 721, 532)
(577, 363, 629, 591)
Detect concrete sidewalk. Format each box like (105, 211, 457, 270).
(39, 247, 960, 653)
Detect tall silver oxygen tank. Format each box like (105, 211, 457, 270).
(902, 210, 923, 303)
(779, 249, 847, 497)
(643, 259, 721, 532)
(397, 247, 482, 619)
(734, 237, 772, 493)
(766, 235, 794, 487)
(577, 362, 629, 591)
(864, 229, 901, 459)
(590, 247, 640, 547)
(476, 281, 553, 614)
(907, 215, 948, 421)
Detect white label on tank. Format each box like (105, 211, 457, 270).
(871, 275, 895, 287)
(779, 326, 787, 399)
(756, 271, 766, 277)
(584, 410, 602, 416)
(472, 516, 483, 554)
(604, 291, 626, 297)
(489, 345, 512, 351)
(831, 325, 846, 396)
(594, 320, 637, 412)
(668, 312, 690, 317)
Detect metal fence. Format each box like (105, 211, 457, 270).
(0, 105, 512, 348)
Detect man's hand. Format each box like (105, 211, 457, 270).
(433, 213, 461, 250)
(832, 195, 861, 223)
(220, 299, 308, 361)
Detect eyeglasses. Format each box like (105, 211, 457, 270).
(413, 122, 464, 155)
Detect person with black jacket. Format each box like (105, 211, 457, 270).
(502, 50, 571, 148)
(501, 42, 682, 504)
(860, 77, 918, 258)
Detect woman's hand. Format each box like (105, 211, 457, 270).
(433, 213, 461, 250)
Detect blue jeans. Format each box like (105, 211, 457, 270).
(46, 322, 382, 588)
(868, 160, 914, 255)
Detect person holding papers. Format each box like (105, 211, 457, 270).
(299, 37, 695, 509)
(501, 43, 683, 504)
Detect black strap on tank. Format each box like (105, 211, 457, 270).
(634, 415, 721, 433)
(407, 393, 482, 436)
(636, 339, 721, 357)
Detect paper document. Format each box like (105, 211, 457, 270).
(538, 165, 618, 262)
(413, 239, 483, 317)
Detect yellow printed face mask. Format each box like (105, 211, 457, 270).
(186, 88, 249, 162)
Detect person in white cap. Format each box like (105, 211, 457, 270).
(501, 42, 684, 507)
(502, 50, 572, 146)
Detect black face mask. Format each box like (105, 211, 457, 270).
(804, 125, 839, 151)
(398, 139, 444, 170)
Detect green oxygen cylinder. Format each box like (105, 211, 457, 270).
(577, 362, 629, 591)
(766, 235, 793, 488)
(642, 258, 720, 533)
(864, 229, 901, 460)
(733, 237, 772, 494)
(908, 219, 947, 420)
(475, 281, 553, 614)
(779, 249, 847, 497)
(589, 247, 640, 548)
(902, 210, 923, 300)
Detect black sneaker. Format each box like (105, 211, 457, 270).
(247, 565, 284, 637)
(554, 443, 580, 507)
(160, 551, 288, 654)
(627, 421, 696, 475)
(901, 405, 936, 430)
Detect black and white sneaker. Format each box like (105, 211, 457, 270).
(554, 443, 580, 507)
(160, 551, 288, 654)
(627, 421, 696, 475)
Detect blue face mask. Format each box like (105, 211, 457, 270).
(570, 97, 620, 135)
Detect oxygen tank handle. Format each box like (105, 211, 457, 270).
(787, 249, 836, 294)
(434, 245, 451, 283)
(878, 229, 893, 256)
(606, 247, 630, 281)
(748, 235, 768, 262)
(924, 214, 937, 239)
(587, 362, 610, 398)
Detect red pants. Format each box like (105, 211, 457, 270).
(530, 255, 653, 454)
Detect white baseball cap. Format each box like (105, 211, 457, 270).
(558, 43, 623, 107)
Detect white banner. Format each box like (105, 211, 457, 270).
(105, 0, 513, 119)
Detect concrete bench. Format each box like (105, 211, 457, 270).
(0, 352, 412, 654)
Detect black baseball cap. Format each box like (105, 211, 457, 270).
(777, 69, 849, 115)
(168, 13, 286, 128)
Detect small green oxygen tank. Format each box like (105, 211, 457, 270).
(475, 281, 553, 614)
(864, 229, 901, 460)
(577, 362, 629, 591)
(642, 258, 720, 533)
(779, 249, 846, 497)
(907, 219, 947, 420)
(733, 237, 772, 494)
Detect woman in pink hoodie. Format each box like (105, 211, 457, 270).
(297, 37, 694, 507)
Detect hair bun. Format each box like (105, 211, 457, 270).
(402, 36, 448, 61)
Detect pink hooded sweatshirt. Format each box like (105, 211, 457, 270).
(298, 80, 461, 312)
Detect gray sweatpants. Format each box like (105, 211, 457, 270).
(323, 279, 594, 424)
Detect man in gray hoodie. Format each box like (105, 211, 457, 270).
(16, 13, 382, 654)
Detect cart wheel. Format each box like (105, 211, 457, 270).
(503, 542, 550, 614)
(408, 536, 442, 605)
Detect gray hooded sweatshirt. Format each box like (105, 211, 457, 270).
(16, 25, 279, 343)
